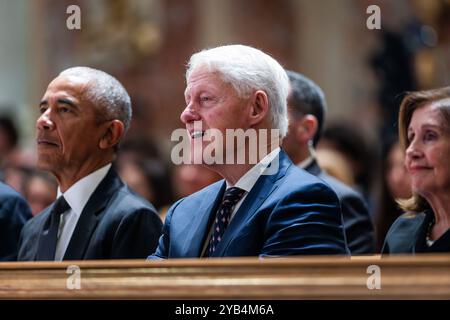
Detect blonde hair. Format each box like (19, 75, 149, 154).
(397, 86, 450, 213)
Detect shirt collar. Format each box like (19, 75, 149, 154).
(57, 163, 112, 216)
(226, 147, 281, 192)
(298, 155, 315, 169)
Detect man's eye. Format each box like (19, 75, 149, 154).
(200, 96, 211, 102)
(59, 107, 70, 113)
(39, 107, 47, 114)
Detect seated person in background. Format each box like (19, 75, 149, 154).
(173, 164, 222, 199)
(0, 116, 37, 195)
(23, 170, 57, 216)
(314, 148, 356, 187)
(317, 122, 377, 213)
(383, 87, 450, 253)
(0, 116, 19, 174)
(150, 44, 348, 259)
(167, 163, 221, 222)
(0, 181, 32, 261)
(375, 137, 412, 251)
(116, 143, 175, 221)
(18, 67, 162, 261)
(282, 70, 375, 254)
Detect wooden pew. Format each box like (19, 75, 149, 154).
(0, 254, 449, 299)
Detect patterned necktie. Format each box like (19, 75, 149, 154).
(206, 187, 245, 256)
(36, 196, 70, 261)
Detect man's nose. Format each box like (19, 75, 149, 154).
(180, 104, 201, 124)
(36, 109, 55, 131)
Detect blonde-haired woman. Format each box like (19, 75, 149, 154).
(383, 87, 450, 253)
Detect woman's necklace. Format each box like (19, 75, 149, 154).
(426, 218, 435, 247)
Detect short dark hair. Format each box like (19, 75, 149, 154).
(286, 70, 326, 146)
(0, 116, 19, 150)
(59, 67, 132, 153)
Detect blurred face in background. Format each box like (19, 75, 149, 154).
(119, 161, 154, 203)
(24, 174, 57, 216)
(0, 128, 11, 158)
(405, 103, 450, 198)
(174, 164, 221, 198)
(386, 142, 412, 199)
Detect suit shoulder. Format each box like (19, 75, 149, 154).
(0, 182, 32, 220)
(391, 212, 426, 228)
(111, 185, 158, 215)
(318, 173, 365, 201)
(0, 182, 25, 202)
(383, 212, 426, 253)
(385, 212, 426, 242)
(284, 165, 325, 185)
(282, 166, 339, 197)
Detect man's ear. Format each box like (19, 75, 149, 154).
(248, 90, 269, 126)
(296, 115, 318, 144)
(99, 120, 125, 150)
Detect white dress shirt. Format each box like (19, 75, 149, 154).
(298, 155, 314, 170)
(226, 147, 281, 220)
(201, 147, 280, 256)
(54, 163, 111, 261)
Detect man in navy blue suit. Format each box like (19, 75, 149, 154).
(17, 67, 162, 261)
(0, 181, 32, 261)
(149, 45, 348, 259)
(282, 70, 375, 254)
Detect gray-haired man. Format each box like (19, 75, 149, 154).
(18, 67, 162, 261)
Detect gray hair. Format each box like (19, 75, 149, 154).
(186, 45, 290, 138)
(59, 66, 132, 132)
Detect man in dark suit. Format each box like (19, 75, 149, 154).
(18, 67, 162, 261)
(282, 70, 375, 254)
(0, 181, 32, 261)
(149, 45, 348, 259)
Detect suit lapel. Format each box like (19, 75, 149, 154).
(63, 167, 123, 260)
(33, 207, 53, 260)
(214, 150, 291, 256)
(181, 181, 226, 257)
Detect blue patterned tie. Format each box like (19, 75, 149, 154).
(36, 196, 70, 261)
(206, 187, 245, 256)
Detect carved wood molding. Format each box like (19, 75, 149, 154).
(0, 255, 449, 299)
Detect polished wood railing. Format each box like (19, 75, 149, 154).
(0, 254, 449, 299)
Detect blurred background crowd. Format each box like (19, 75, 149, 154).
(1, 0, 449, 252)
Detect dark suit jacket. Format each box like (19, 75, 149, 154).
(0, 182, 32, 261)
(383, 211, 450, 254)
(150, 150, 348, 259)
(18, 167, 162, 260)
(305, 160, 375, 254)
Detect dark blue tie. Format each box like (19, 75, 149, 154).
(36, 196, 70, 261)
(206, 187, 245, 256)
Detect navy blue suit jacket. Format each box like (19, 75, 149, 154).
(0, 181, 32, 261)
(150, 150, 348, 258)
(305, 160, 375, 254)
(18, 168, 162, 260)
(383, 211, 450, 254)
